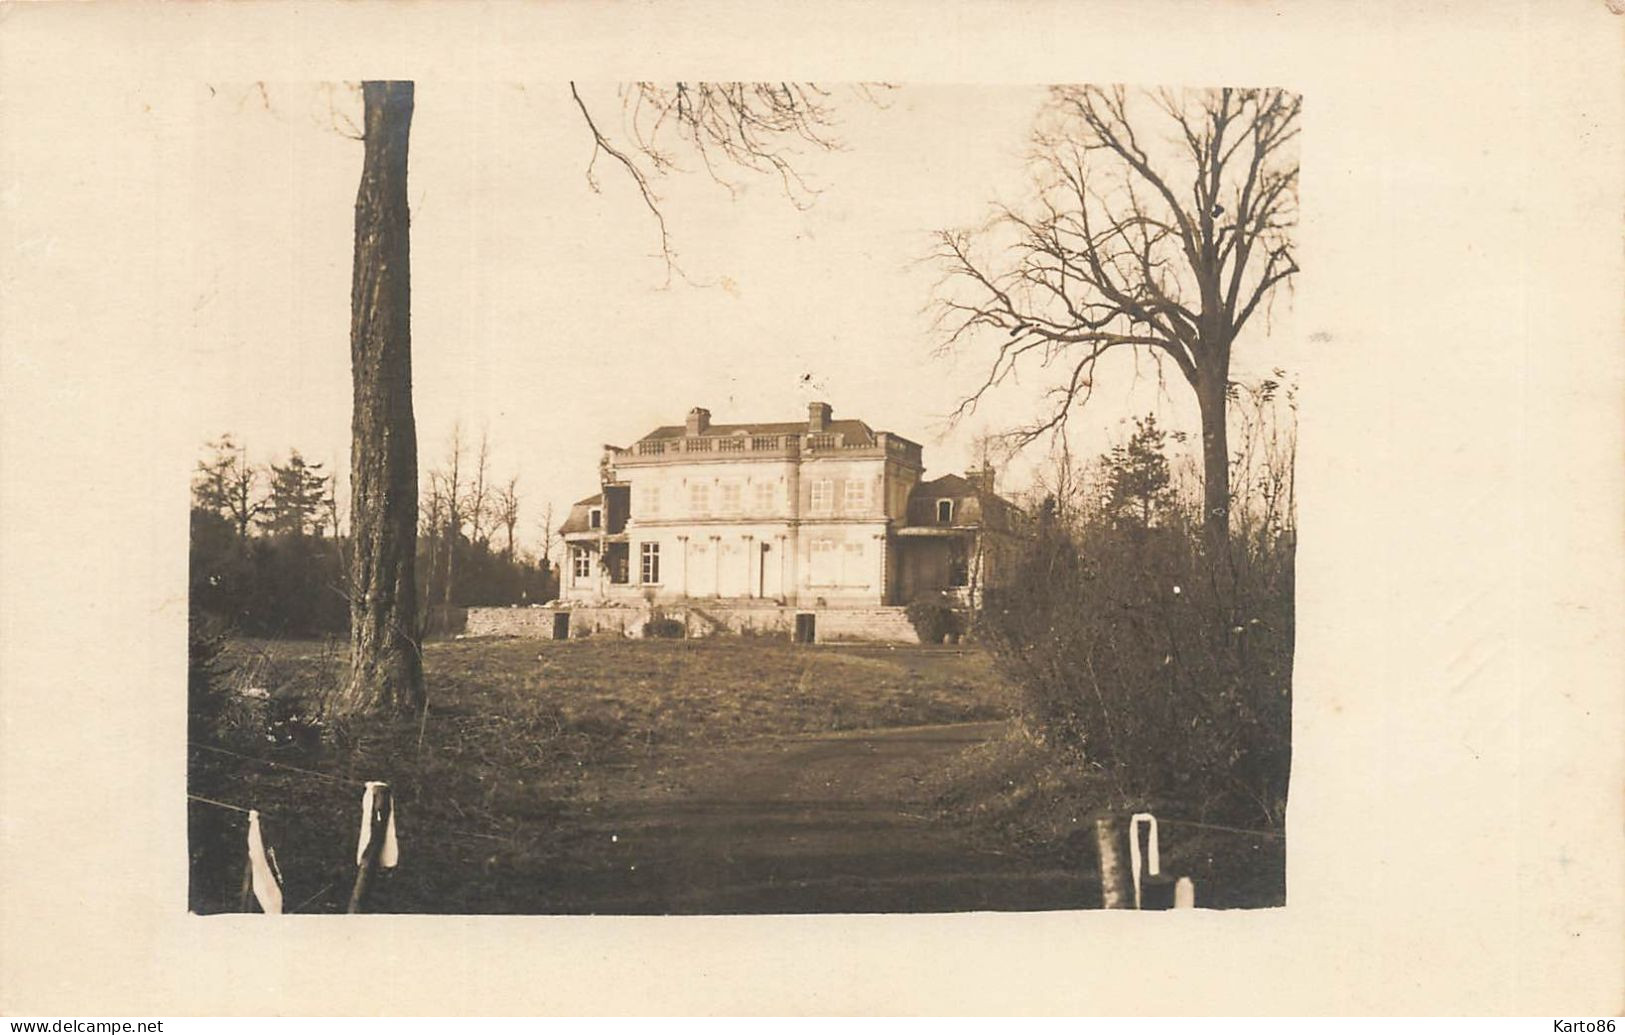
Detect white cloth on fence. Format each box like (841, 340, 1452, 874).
(356, 781, 399, 869)
(246, 809, 284, 914)
(1128, 812, 1160, 910)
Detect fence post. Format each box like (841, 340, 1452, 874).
(1094, 814, 1132, 908)
(1174, 876, 1197, 909)
(347, 783, 393, 914)
(238, 855, 254, 913)
(1140, 875, 1177, 909)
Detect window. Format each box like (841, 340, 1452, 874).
(636, 485, 660, 518)
(842, 541, 866, 586)
(572, 548, 591, 581)
(589, 507, 603, 529)
(753, 481, 776, 515)
(843, 479, 868, 513)
(810, 479, 834, 514)
(720, 481, 742, 514)
(936, 499, 954, 524)
(689, 482, 710, 515)
(810, 538, 837, 585)
(640, 542, 661, 584)
(947, 540, 969, 587)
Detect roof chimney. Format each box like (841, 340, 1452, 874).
(970, 463, 996, 495)
(686, 407, 711, 436)
(807, 401, 832, 432)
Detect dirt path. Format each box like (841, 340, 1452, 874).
(544, 720, 1094, 914)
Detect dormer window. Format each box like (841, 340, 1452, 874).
(936, 499, 954, 524)
(589, 507, 602, 529)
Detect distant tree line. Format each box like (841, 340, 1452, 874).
(190, 432, 556, 640)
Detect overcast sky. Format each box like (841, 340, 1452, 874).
(187, 82, 1294, 551)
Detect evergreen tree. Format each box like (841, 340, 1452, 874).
(262, 450, 331, 538)
(1104, 415, 1175, 531)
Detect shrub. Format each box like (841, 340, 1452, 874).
(187, 608, 234, 742)
(264, 687, 326, 749)
(905, 601, 964, 644)
(977, 511, 1293, 827)
(642, 617, 686, 639)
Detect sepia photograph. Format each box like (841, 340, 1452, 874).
(185, 81, 1298, 916)
(3, 0, 1621, 1020)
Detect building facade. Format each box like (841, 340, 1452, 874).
(558, 402, 1021, 611)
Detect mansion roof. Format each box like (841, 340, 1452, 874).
(638, 418, 878, 446)
(558, 403, 1021, 538)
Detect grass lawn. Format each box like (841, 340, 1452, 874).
(190, 633, 1282, 913)
(188, 635, 1017, 914)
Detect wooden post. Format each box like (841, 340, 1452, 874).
(1174, 876, 1197, 909)
(1094, 814, 1132, 908)
(238, 855, 255, 913)
(1129, 812, 1164, 909)
(1141, 875, 1177, 909)
(347, 783, 392, 914)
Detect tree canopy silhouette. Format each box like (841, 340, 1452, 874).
(933, 86, 1300, 553)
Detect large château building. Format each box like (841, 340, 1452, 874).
(557, 402, 1021, 611)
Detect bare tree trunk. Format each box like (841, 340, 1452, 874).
(468, 430, 490, 548)
(1197, 371, 1231, 561)
(441, 425, 464, 616)
(442, 516, 457, 613)
(343, 81, 424, 714)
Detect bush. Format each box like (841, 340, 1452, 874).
(642, 617, 686, 639)
(977, 512, 1292, 827)
(187, 608, 234, 743)
(905, 601, 964, 644)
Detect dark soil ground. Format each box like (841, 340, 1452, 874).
(539, 720, 1091, 913)
(188, 636, 1280, 914)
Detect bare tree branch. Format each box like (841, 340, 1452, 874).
(568, 82, 891, 284)
(932, 85, 1300, 546)
(570, 82, 678, 283)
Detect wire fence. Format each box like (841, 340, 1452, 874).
(189, 741, 365, 787)
(188, 735, 541, 914)
(1157, 817, 1285, 841)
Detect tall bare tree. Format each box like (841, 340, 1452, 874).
(333, 80, 862, 714)
(322, 484, 342, 540)
(430, 422, 467, 612)
(193, 434, 267, 538)
(536, 500, 560, 587)
(495, 476, 521, 561)
(1024, 429, 1090, 529)
(933, 86, 1300, 554)
(466, 428, 492, 549)
(344, 81, 422, 714)
(417, 473, 449, 636)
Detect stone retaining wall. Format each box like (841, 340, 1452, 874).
(464, 602, 928, 644)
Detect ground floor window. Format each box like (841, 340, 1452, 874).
(810, 538, 837, 585)
(640, 542, 661, 584)
(606, 542, 629, 584)
(841, 540, 867, 586)
(948, 540, 970, 587)
(572, 547, 591, 581)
